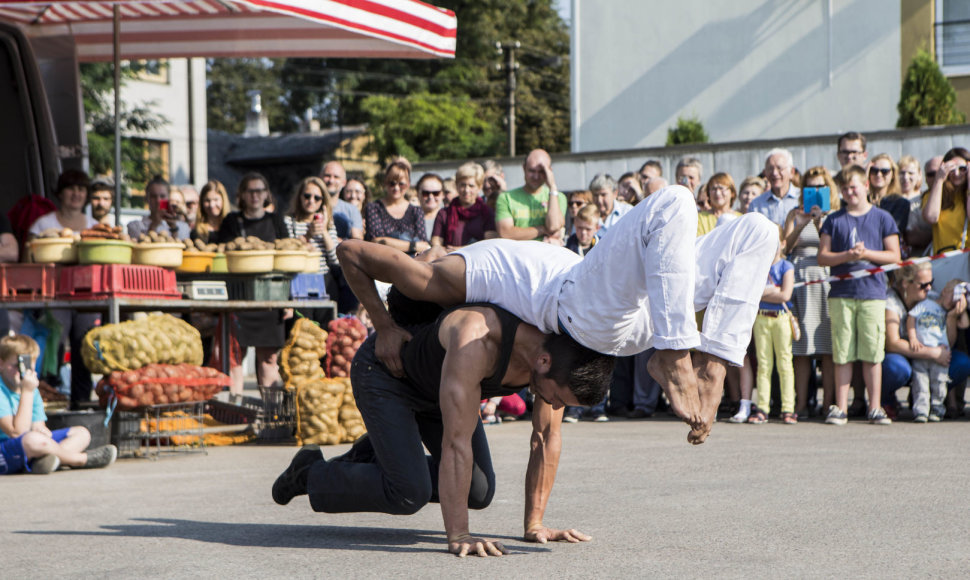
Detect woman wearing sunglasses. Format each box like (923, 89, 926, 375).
(364, 157, 429, 256)
(922, 147, 970, 291)
(286, 176, 339, 279)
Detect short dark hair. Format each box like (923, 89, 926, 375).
(639, 159, 662, 176)
(387, 286, 444, 328)
(146, 174, 169, 193)
(838, 131, 867, 152)
(542, 334, 614, 406)
(55, 169, 90, 197)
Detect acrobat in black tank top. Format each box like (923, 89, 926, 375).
(400, 303, 528, 402)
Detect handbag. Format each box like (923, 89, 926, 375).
(782, 304, 801, 343)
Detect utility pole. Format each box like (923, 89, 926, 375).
(496, 41, 519, 157)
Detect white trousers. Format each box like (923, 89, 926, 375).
(558, 185, 778, 365)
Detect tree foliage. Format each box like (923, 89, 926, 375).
(207, 0, 570, 160)
(79, 62, 168, 205)
(361, 92, 502, 162)
(897, 49, 966, 128)
(666, 115, 709, 146)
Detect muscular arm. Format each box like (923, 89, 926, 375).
(521, 398, 590, 544)
(437, 311, 507, 557)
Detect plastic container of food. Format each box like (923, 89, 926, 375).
(274, 250, 308, 273)
(176, 251, 216, 273)
(225, 250, 274, 273)
(77, 239, 133, 265)
(29, 237, 77, 264)
(303, 251, 322, 273)
(132, 242, 184, 269)
(211, 253, 228, 274)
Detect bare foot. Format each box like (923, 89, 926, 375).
(647, 349, 701, 430)
(689, 351, 728, 444)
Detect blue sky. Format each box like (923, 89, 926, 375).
(556, 0, 571, 23)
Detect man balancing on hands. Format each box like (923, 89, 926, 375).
(337, 184, 778, 444)
(272, 292, 613, 557)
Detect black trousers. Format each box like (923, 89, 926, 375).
(307, 335, 495, 515)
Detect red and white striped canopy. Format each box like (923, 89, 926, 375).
(0, 0, 456, 60)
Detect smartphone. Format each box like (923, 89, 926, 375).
(802, 186, 831, 213)
(158, 198, 169, 211)
(17, 354, 30, 379)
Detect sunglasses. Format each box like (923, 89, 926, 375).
(302, 193, 323, 202)
(839, 149, 864, 157)
(569, 201, 585, 207)
(918, 280, 934, 290)
(420, 190, 442, 197)
(952, 165, 969, 174)
(869, 167, 892, 177)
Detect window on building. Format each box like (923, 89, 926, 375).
(937, 0, 970, 72)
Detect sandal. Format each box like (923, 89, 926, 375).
(746, 409, 767, 424)
(781, 412, 798, 424)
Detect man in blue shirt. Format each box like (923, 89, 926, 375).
(748, 148, 801, 226)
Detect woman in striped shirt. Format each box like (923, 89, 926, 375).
(285, 176, 340, 299)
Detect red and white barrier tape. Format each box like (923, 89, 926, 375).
(791, 247, 970, 288)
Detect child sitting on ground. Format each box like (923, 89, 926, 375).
(906, 280, 970, 422)
(0, 335, 117, 475)
(747, 227, 796, 424)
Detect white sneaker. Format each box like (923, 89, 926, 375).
(728, 412, 749, 424)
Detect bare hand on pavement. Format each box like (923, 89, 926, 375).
(448, 534, 508, 558)
(525, 525, 591, 544)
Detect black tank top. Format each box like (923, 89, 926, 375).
(401, 303, 527, 401)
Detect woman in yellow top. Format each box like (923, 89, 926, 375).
(697, 172, 741, 236)
(922, 147, 970, 291)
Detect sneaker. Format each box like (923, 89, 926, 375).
(562, 414, 579, 424)
(593, 414, 609, 422)
(867, 408, 892, 425)
(825, 405, 848, 425)
(272, 445, 323, 505)
(627, 408, 653, 419)
(929, 413, 942, 422)
(913, 414, 929, 423)
(82, 445, 118, 469)
(727, 411, 750, 424)
(30, 454, 61, 474)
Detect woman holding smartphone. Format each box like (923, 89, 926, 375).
(782, 166, 842, 417)
(285, 176, 340, 299)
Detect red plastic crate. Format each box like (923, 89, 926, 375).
(56, 264, 181, 300)
(0, 264, 58, 301)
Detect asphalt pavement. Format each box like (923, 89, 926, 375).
(5, 415, 970, 578)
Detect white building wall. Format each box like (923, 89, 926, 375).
(572, 0, 901, 153)
(124, 57, 207, 186)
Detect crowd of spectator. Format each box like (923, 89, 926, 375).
(4, 129, 969, 427)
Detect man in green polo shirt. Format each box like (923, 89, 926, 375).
(495, 149, 567, 242)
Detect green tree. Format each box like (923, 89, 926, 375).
(897, 49, 966, 128)
(666, 115, 709, 146)
(361, 92, 502, 163)
(80, 62, 168, 205)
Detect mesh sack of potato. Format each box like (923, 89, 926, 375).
(296, 377, 349, 446)
(337, 378, 365, 443)
(82, 313, 203, 374)
(95, 363, 230, 409)
(325, 317, 367, 378)
(279, 318, 328, 386)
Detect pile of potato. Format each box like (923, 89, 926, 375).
(136, 230, 179, 244)
(279, 318, 328, 384)
(275, 238, 309, 251)
(94, 363, 229, 409)
(224, 236, 274, 251)
(35, 227, 79, 240)
(326, 317, 367, 378)
(182, 238, 222, 253)
(297, 377, 348, 445)
(82, 313, 203, 374)
(338, 381, 365, 442)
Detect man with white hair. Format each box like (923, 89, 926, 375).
(748, 148, 801, 226)
(589, 173, 632, 237)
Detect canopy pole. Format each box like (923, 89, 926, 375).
(113, 4, 122, 226)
